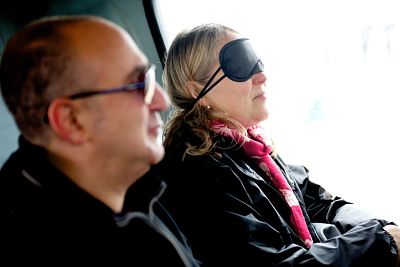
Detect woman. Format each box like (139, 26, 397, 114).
(152, 23, 400, 266)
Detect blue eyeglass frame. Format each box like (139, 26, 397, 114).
(43, 64, 156, 123)
(67, 63, 156, 105)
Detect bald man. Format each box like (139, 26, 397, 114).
(0, 15, 199, 266)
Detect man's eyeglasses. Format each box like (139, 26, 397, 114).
(67, 64, 156, 105)
(43, 64, 156, 123)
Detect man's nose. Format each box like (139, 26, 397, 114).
(149, 82, 170, 112)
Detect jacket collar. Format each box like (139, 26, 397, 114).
(0, 135, 116, 218)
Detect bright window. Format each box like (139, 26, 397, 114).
(156, 0, 400, 223)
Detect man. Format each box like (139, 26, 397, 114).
(0, 15, 199, 266)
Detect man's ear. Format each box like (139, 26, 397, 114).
(187, 81, 209, 106)
(46, 98, 87, 144)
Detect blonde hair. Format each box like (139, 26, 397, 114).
(163, 23, 246, 157)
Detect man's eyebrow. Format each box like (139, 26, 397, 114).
(125, 64, 148, 83)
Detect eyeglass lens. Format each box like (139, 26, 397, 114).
(144, 64, 156, 105)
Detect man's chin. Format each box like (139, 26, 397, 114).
(148, 146, 165, 165)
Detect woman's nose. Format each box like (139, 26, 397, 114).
(252, 71, 267, 85)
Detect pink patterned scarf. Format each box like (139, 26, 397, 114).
(211, 121, 313, 248)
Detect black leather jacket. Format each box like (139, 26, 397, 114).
(0, 136, 200, 266)
(144, 135, 398, 266)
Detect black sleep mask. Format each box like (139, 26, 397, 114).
(190, 38, 264, 108)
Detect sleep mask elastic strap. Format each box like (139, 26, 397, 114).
(191, 66, 226, 108)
